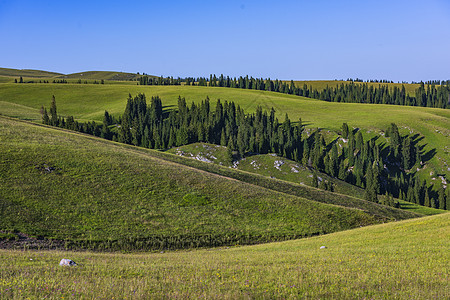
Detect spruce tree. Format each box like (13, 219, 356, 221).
(220, 128, 227, 146)
(311, 173, 318, 188)
(424, 188, 430, 207)
(49, 95, 58, 126)
(342, 123, 349, 139)
(338, 160, 346, 180)
(355, 131, 364, 149)
(438, 188, 446, 210)
(42, 108, 50, 125)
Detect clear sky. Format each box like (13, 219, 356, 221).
(1, 0, 449, 82)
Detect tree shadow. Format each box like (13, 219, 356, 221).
(422, 148, 437, 164)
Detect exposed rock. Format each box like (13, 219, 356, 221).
(59, 259, 77, 266)
(274, 160, 284, 171)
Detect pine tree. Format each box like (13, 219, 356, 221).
(338, 160, 346, 180)
(311, 173, 318, 188)
(424, 188, 430, 207)
(329, 144, 338, 177)
(364, 166, 378, 202)
(438, 188, 446, 210)
(220, 128, 227, 146)
(49, 95, 58, 126)
(355, 131, 364, 149)
(402, 136, 412, 170)
(42, 108, 50, 125)
(342, 123, 349, 138)
(302, 139, 309, 166)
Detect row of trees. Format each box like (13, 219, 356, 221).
(42, 94, 449, 210)
(140, 74, 449, 109)
(15, 78, 105, 84)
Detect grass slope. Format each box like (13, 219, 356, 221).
(0, 116, 394, 251)
(59, 71, 141, 81)
(0, 67, 63, 78)
(168, 143, 445, 215)
(169, 142, 367, 199)
(0, 212, 448, 299)
(0, 83, 447, 192)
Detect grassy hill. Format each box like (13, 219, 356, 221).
(2, 116, 420, 251)
(1, 211, 448, 299)
(168, 142, 372, 199)
(0, 67, 63, 78)
(167, 143, 446, 216)
(58, 71, 141, 81)
(0, 67, 141, 83)
(0, 82, 448, 186)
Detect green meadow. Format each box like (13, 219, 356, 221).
(1, 212, 448, 299)
(3, 116, 410, 251)
(1, 81, 448, 182)
(0, 68, 448, 299)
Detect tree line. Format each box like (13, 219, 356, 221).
(139, 74, 449, 109)
(15, 77, 105, 84)
(41, 94, 449, 210)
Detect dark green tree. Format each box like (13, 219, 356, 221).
(438, 188, 446, 210)
(49, 95, 58, 126)
(342, 123, 349, 139)
(311, 173, 318, 188)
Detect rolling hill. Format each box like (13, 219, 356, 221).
(1, 115, 420, 251)
(58, 71, 141, 81)
(0, 81, 448, 188)
(0, 67, 63, 78)
(0, 67, 141, 82)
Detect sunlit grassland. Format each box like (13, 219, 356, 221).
(0, 212, 448, 299)
(168, 142, 371, 199)
(1, 82, 448, 181)
(1, 116, 395, 250)
(0, 68, 62, 78)
(168, 143, 445, 215)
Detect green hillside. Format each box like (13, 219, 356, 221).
(167, 143, 446, 215)
(0, 82, 448, 186)
(59, 71, 141, 81)
(1, 212, 448, 299)
(1, 116, 417, 251)
(169, 142, 371, 199)
(0, 67, 142, 82)
(0, 67, 63, 78)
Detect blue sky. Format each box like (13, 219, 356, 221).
(1, 0, 449, 81)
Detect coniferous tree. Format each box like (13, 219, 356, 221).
(49, 95, 58, 126)
(355, 131, 364, 150)
(311, 173, 318, 188)
(438, 188, 446, 210)
(42, 108, 50, 125)
(342, 123, 349, 139)
(424, 188, 431, 207)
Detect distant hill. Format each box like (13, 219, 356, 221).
(0, 67, 145, 81)
(58, 71, 142, 81)
(0, 67, 63, 78)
